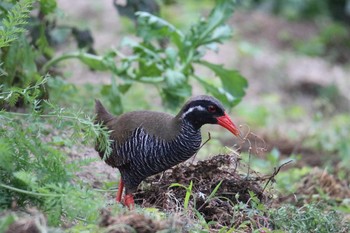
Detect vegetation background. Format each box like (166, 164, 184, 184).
(0, 0, 349, 232)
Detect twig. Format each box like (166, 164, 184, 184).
(250, 132, 267, 155)
(191, 132, 211, 163)
(262, 160, 294, 193)
(246, 138, 252, 179)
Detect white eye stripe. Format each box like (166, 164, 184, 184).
(182, 106, 206, 119)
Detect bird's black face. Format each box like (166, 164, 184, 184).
(181, 100, 224, 127)
(179, 95, 239, 136)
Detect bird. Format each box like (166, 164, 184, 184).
(94, 95, 240, 209)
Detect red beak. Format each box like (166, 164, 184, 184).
(216, 113, 240, 136)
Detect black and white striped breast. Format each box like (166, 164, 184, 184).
(115, 121, 202, 188)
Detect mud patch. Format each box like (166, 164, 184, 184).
(134, 154, 271, 228)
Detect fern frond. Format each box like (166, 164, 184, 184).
(0, 75, 49, 106)
(0, 0, 34, 48)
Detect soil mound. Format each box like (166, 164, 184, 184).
(100, 209, 168, 233)
(134, 154, 269, 226)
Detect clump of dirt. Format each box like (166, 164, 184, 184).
(134, 154, 271, 228)
(3, 209, 47, 233)
(6, 220, 40, 233)
(100, 209, 170, 233)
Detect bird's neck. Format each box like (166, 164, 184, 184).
(180, 117, 201, 133)
(165, 119, 201, 164)
(175, 108, 203, 131)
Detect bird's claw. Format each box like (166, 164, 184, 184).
(123, 194, 135, 210)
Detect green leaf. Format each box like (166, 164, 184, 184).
(207, 180, 223, 200)
(205, 24, 232, 44)
(0, 0, 33, 48)
(118, 82, 132, 94)
(169, 183, 186, 189)
(22, 37, 38, 77)
(78, 52, 117, 72)
(201, 0, 236, 38)
(164, 69, 186, 87)
(138, 76, 164, 83)
(161, 89, 187, 109)
(186, 0, 236, 48)
(195, 76, 239, 108)
(165, 47, 178, 68)
(13, 170, 38, 187)
(136, 11, 184, 48)
(0, 138, 13, 171)
(39, 0, 57, 15)
(197, 61, 247, 107)
(136, 59, 163, 80)
(164, 84, 191, 98)
(123, 40, 166, 83)
(183, 180, 193, 210)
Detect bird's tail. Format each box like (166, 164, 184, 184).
(95, 99, 114, 125)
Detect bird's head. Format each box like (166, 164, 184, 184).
(178, 95, 240, 136)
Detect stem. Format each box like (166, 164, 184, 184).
(181, 48, 194, 74)
(5, 111, 58, 118)
(92, 187, 118, 192)
(3, 111, 83, 122)
(0, 183, 65, 197)
(41, 52, 80, 74)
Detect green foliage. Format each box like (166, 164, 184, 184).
(0, 115, 108, 225)
(170, 181, 193, 210)
(0, 0, 52, 107)
(245, 0, 330, 20)
(272, 0, 329, 20)
(270, 203, 350, 232)
(170, 180, 272, 232)
(0, 80, 111, 226)
(307, 114, 350, 165)
(0, 76, 48, 107)
(0, 0, 98, 108)
(44, 0, 247, 113)
(0, 0, 33, 48)
(292, 22, 350, 62)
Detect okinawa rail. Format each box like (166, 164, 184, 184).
(95, 95, 240, 209)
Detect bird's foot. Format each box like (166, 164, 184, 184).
(123, 194, 135, 210)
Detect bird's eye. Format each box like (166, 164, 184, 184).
(208, 105, 216, 113)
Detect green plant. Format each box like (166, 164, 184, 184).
(306, 114, 350, 166)
(170, 180, 193, 210)
(1, 0, 49, 107)
(244, 0, 329, 20)
(270, 203, 350, 232)
(292, 22, 350, 62)
(0, 0, 98, 108)
(0, 79, 112, 226)
(192, 181, 224, 231)
(0, 0, 33, 48)
(43, 0, 247, 113)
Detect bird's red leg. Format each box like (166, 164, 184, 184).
(116, 179, 124, 203)
(124, 194, 135, 210)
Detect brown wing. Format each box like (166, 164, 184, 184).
(95, 100, 181, 167)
